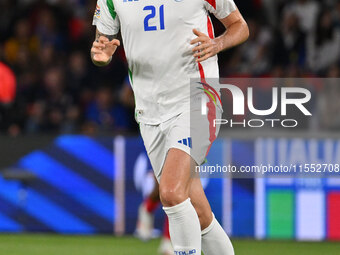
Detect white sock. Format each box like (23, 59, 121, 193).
(202, 214, 234, 255)
(163, 198, 201, 255)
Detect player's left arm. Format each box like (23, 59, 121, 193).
(191, 9, 249, 62)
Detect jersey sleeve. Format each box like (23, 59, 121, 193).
(204, 0, 237, 20)
(92, 0, 120, 35)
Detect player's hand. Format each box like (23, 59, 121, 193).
(91, 36, 120, 64)
(190, 29, 221, 62)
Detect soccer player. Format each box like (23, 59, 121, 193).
(91, 1, 249, 254)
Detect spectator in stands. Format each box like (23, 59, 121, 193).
(316, 65, 340, 130)
(272, 11, 306, 67)
(283, 0, 320, 34)
(4, 19, 39, 66)
(307, 8, 340, 73)
(236, 19, 272, 75)
(85, 86, 130, 133)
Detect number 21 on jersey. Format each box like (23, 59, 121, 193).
(144, 5, 165, 31)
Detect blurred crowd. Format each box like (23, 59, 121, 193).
(0, 0, 340, 136)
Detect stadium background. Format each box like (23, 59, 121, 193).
(1, 0, 340, 254)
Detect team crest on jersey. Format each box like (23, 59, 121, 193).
(94, 4, 101, 18)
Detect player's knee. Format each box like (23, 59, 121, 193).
(159, 185, 188, 207)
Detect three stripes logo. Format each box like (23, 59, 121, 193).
(178, 137, 192, 148)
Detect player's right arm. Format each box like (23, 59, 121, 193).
(91, 0, 120, 66)
(91, 29, 120, 67)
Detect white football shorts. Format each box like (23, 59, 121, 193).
(140, 104, 222, 182)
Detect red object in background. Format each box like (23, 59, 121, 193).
(327, 192, 340, 240)
(69, 18, 86, 41)
(163, 216, 170, 239)
(145, 197, 160, 213)
(0, 62, 16, 104)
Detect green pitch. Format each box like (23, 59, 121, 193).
(0, 234, 339, 255)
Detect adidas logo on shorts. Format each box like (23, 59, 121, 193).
(178, 137, 192, 148)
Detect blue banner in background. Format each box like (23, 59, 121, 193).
(0, 135, 339, 241)
(0, 135, 115, 234)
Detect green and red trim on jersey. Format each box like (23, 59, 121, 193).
(197, 11, 220, 157)
(197, 87, 217, 106)
(197, 16, 221, 106)
(128, 68, 133, 84)
(107, 0, 117, 20)
(197, 81, 222, 107)
(197, 62, 218, 157)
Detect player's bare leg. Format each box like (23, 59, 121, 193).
(190, 178, 234, 255)
(160, 149, 193, 207)
(189, 178, 213, 229)
(160, 148, 201, 255)
(160, 147, 234, 255)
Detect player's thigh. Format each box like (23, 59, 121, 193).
(189, 178, 213, 230)
(159, 148, 195, 207)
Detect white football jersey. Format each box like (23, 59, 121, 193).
(93, 0, 236, 124)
